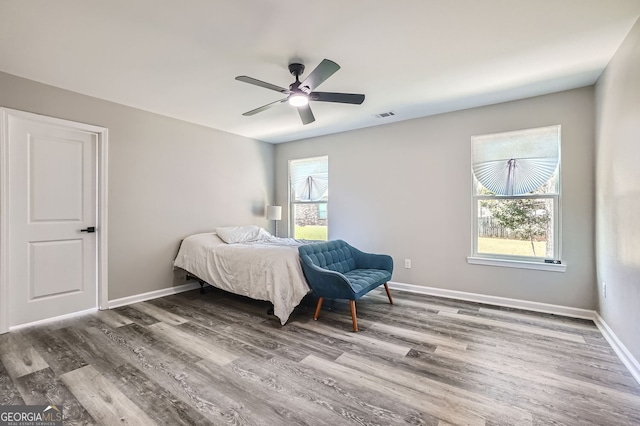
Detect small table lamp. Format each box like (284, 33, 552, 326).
(266, 205, 282, 237)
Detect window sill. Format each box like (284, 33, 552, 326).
(467, 256, 567, 272)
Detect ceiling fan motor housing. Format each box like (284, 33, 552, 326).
(288, 63, 305, 77)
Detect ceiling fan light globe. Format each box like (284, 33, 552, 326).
(289, 94, 309, 107)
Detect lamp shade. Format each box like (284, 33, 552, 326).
(266, 205, 282, 221)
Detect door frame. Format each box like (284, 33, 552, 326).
(0, 108, 109, 334)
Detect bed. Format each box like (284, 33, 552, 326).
(173, 227, 311, 325)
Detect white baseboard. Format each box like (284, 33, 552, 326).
(388, 281, 596, 319)
(594, 312, 640, 385)
(9, 307, 98, 331)
(388, 281, 640, 386)
(4, 282, 200, 332)
(108, 281, 201, 309)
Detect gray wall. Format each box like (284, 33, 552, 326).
(595, 18, 640, 361)
(0, 71, 274, 300)
(276, 87, 596, 309)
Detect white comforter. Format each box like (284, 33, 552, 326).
(173, 233, 311, 324)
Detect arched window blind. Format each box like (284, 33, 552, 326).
(290, 156, 328, 201)
(472, 125, 560, 195)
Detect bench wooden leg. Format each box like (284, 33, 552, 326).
(350, 300, 358, 332)
(313, 297, 324, 320)
(384, 282, 393, 305)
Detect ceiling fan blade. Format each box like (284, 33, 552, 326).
(299, 59, 340, 92)
(242, 98, 288, 116)
(310, 92, 365, 105)
(297, 104, 315, 125)
(235, 76, 289, 93)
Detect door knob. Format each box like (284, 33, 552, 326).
(80, 226, 96, 233)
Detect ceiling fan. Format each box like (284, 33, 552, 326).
(235, 59, 365, 125)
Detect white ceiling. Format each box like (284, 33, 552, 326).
(1, 1, 639, 143)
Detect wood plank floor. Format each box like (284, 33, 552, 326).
(1, 287, 639, 425)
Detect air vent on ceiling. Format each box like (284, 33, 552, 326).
(374, 111, 396, 118)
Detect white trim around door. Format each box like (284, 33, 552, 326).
(0, 108, 109, 334)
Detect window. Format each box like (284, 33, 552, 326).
(289, 156, 328, 240)
(469, 125, 564, 271)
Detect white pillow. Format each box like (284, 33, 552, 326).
(214, 226, 270, 244)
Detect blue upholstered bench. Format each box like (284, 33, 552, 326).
(298, 240, 394, 332)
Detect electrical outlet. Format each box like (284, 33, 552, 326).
(404, 259, 412, 269)
(603, 282, 607, 298)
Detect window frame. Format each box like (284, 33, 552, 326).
(288, 155, 329, 240)
(468, 126, 565, 272)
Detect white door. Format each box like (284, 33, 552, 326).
(7, 114, 98, 326)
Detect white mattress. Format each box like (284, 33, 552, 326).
(173, 232, 311, 324)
